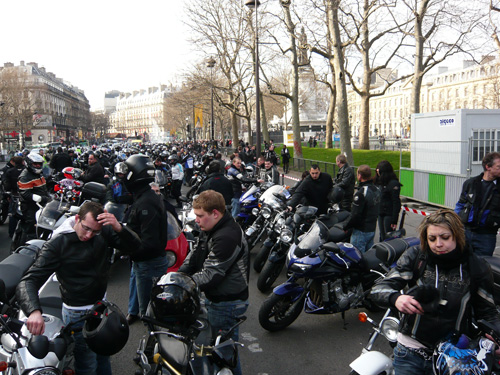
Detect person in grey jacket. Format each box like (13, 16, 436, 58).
(333, 154, 355, 211)
(178, 190, 249, 375)
(16, 201, 141, 375)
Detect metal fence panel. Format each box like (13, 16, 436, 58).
(445, 175, 467, 209)
(413, 171, 429, 202)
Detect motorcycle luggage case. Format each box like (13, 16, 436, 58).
(373, 237, 419, 265)
(483, 256, 500, 304)
(81, 182, 107, 203)
(0, 253, 35, 299)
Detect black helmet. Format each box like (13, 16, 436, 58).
(123, 154, 154, 188)
(150, 272, 201, 326)
(26, 153, 44, 174)
(83, 300, 129, 356)
(168, 154, 179, 164)
(328, 186, 345, 204)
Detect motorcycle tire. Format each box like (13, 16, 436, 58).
(253, 243, 273, 273)
(259, 292, 305, 332)
(257, 260, 284, 293)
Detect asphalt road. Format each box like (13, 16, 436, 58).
(2, 171, 500, 374)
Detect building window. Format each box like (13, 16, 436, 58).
(472, 129, 497, 163)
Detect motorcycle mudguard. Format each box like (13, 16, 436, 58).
(349, 351, 393, 375)
(268, 250, 286, 263)
(272, 282, 304, 299)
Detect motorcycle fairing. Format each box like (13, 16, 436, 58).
(157, 335, 191, 374)
(326, 243, 362, 268)
(349, 350, 394, 375)
(272, 282, 304, 300)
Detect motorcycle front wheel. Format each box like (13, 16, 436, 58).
(253, 243, 273, 273)
(259, 292, 305, 332)
(257, 260, 285, 293)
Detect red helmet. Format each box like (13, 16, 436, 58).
(62, 167, 82, 180)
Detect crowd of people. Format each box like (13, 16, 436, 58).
(2, 139, 500, 375)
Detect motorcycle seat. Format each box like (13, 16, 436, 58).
(0, 253, 35, 299)
(158, 335, 190, 373)
(484, 256, 500, 285)
(372, 238, 415, 265)
(362, 248, 384, 272)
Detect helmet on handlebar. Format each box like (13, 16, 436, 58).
(26, 153, 44, 175)
(328, 186, 345, 204)
(150, 272, 201, 326)
(83, 300, 129, 356)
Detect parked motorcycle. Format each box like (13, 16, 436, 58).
(236, 183, 261, 231)
(134, 273, 245, 375)
(256, 206, 351, 292)
(258, 220, 419, 331)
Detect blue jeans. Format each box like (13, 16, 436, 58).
(62, 305, 111, 375)
(393, 343, 434, 375)
(133, 256, 169, 315)
(350, 229, 375, 253)
(128, 265, 139, 316)
(205, 299, 248, 375)
(231, 198, 241, 218)
(465, 229, 497, 257)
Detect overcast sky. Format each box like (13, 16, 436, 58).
(0, 1, 195, 110)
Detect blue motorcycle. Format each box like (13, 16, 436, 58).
(258, 220, 419, 332)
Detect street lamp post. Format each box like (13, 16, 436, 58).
(207, 57, 216, 142)
(245, 0, 261, 157)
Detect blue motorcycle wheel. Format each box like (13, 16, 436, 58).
(258, 292, 305, 332)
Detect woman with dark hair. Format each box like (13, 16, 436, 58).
(370, 209, 500, 375)
(375, 160, 402, 241)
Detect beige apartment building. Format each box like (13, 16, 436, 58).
(109, 85, 174, 140)
(0, 61, 90, 146)
(347, 58, 500, 138)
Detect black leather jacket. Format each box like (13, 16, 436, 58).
(370, 245, 500, 348)
(289, 172, 333, 215)
(199, 173, 234, 205)
(81, 161, 105, 185)
(179, 212, 249, 303)
(344, 180, 380, 232)
(455, 173, 500, 234)
(16, 224, 140, 315)
(127, 186, 168, 262)
(334, 163, 355, 210)
(377, 178, 402, 225)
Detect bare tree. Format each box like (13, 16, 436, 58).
(0, 67, 41, 148)
(90, 112, 110, 141)
(396, 0, 486, 115)
(342, 0, 412, 149)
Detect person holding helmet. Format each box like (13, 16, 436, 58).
(370, 209, 500, 375)
(169, 154, 184, 207)
(105, 162, 132, 204)
(123, 154, 168, 317)
(178, 190, 249, 375)
(16, 201, 141, 375)
(17, 153, 52, 241)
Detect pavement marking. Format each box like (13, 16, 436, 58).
(241, 332, 263, 352)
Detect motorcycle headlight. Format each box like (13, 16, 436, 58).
(251, 208, 259, 216)
(380, 317, 399, 342)
(39, 216, 56, 228)
(165, 251, 177, 268)
(280, 229, 293, 243)
(261, 207, 272, 219)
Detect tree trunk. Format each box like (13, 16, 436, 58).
(260, 94, 270, 143)
(327, 0, 353, 165)
(325, 90, 335, 148)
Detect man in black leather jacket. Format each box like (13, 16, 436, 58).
(16, 201, 141, 375)
(81, 153, 105, 184)
(199, 161, 233, 206)
(334, 154, 355, 211)
(178, 190, 249, 375)
(342, 165, 380, 252)
(288, 164, 333, 215)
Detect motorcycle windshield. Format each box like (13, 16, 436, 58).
(259, 185, 289, 209)
(241, 185, 258, 201)
(166, 211, 182, 241)
(295, 220, 329, 256)
(104, 202, 128, 223)
(155, 170, 168, 186)
(43, 200, 70, 219)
